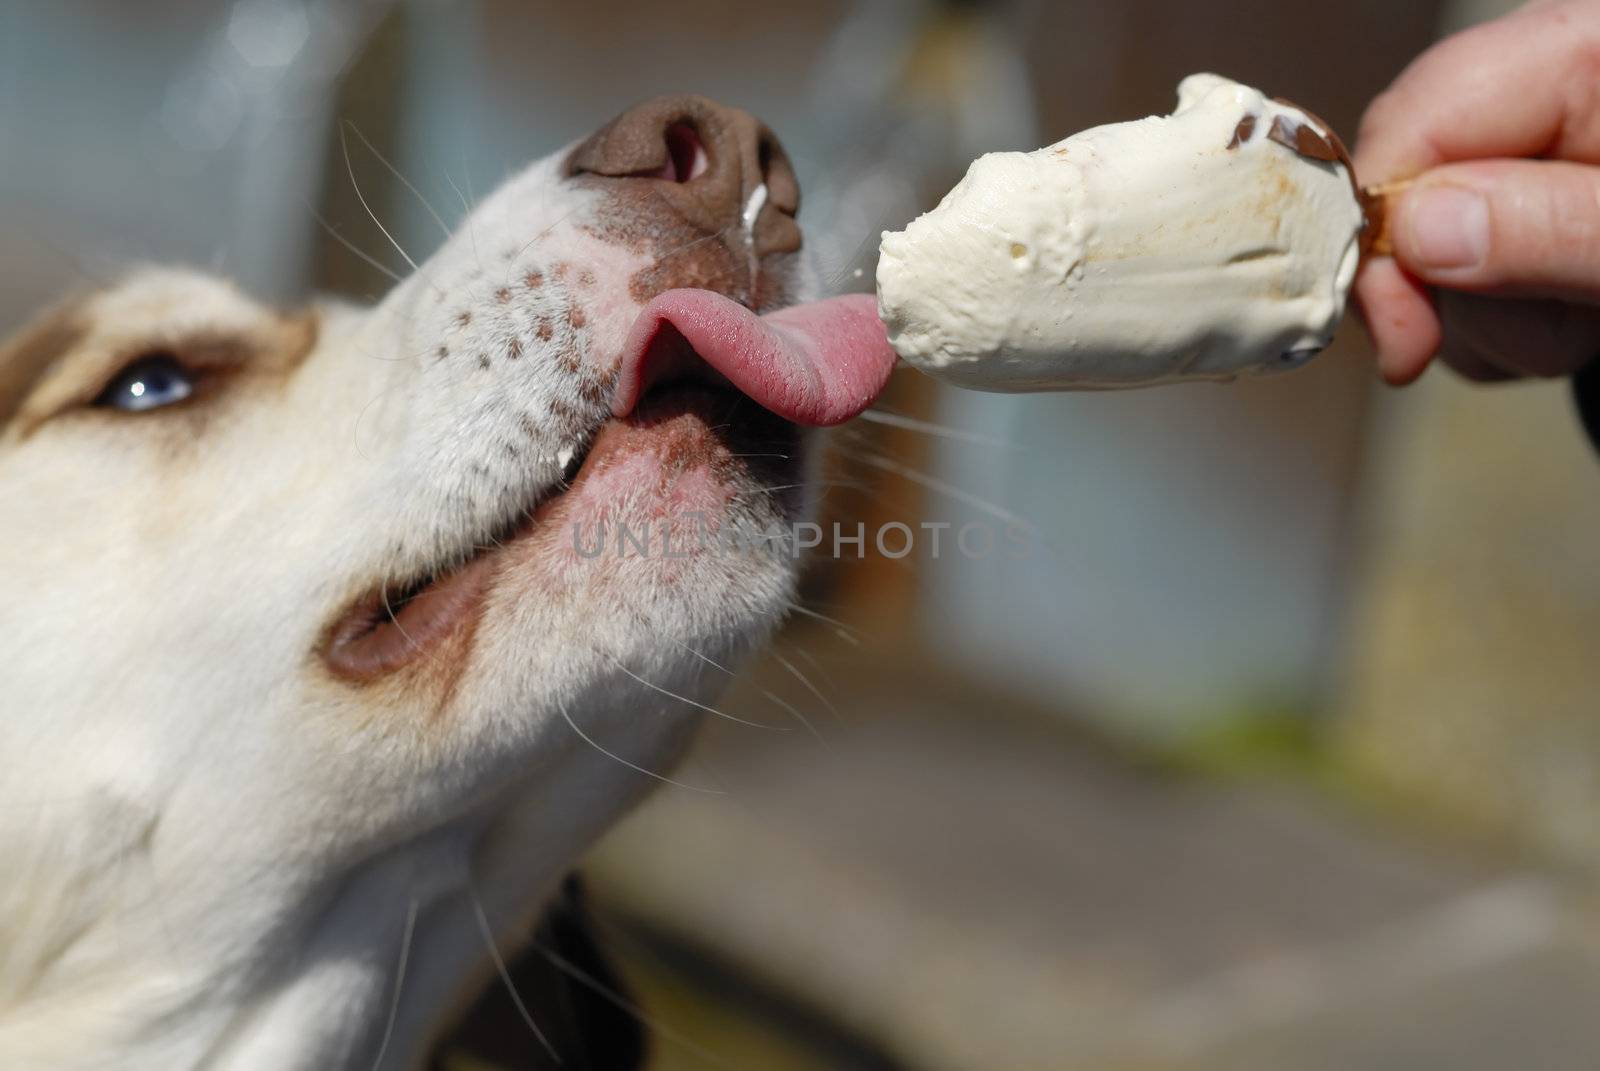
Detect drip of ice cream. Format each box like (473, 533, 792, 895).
(875, 73, 1368, 390)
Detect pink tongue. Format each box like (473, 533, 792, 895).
(613, 290, 897, 427)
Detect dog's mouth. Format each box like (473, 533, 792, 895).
(320, 289, 896, 683)
(319, 446, 587, 683)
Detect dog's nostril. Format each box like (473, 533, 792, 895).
(755, 135, 795, 217)
(757, 137, 775, 187)
(564, 95, 803, 257)
(660, 122, 708, 184)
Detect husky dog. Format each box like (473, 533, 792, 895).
(0, 95, 893, 1069)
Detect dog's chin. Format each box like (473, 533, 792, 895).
(320, 384, 801, 683)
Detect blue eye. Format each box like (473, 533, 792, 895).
(94, 354, 195, 412)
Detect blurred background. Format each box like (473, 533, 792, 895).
(7, 1, 1600, 1067)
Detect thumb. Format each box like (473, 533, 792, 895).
(1390, 159, 1600, 304)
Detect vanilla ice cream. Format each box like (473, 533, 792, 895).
(876, 73, 1367, 390)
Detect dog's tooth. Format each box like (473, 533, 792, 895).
(556, 445, 575, 470)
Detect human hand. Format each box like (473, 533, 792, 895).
(1354, 0, 1600, 386)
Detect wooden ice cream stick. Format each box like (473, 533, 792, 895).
(1360, 178, 1413, 258)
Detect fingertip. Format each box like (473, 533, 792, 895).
(1381, 352, 1432, 387)
(1354, 258, 1441, 385)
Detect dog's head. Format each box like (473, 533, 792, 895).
(0, 96, 891, 1067)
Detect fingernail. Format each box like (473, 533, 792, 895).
(1406, 185, 1489, 270)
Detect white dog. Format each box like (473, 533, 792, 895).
(0, 95, 893, 1069)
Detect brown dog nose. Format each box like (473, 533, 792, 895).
(564, 94, 801, 259)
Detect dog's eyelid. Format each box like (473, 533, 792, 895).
(112, 334, 251, 372)
(164, 335, 255, 367)
(80, 335, 253, 417)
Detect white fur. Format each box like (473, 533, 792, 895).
(0, 142, 815, 1068)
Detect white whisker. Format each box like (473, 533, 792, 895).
(469, 888, 561, 1063)
(309, 208, 405, 285)
(367, 897, 417, 1071)
(858, 407, 1017, 449)
(790, 644, 841, 691)
(378, 584, 419, 650)
(558, 701, 725, 794)
(784, 602, 863, 646)
(771, 649, 844, 725)
(669, 639, 826, 743)
(340, 123, 434, 289)
(444, 168, 473, 216)
(755, 684, 826, 743)
(668, 638, 734, 676)
(856, 451, 1039, 535)
(343, 122, 452, 241)
(604, 654, 789, 731)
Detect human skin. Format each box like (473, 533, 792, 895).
(1354, 0, 1600, 385)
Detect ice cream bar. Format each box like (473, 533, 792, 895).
(876, 73, 1384, 390)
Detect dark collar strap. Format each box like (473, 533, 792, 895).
(1575, 360, 1600, 457)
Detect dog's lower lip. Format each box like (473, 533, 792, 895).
(320, 446, 592, 682)
(322, 554, 498, 681)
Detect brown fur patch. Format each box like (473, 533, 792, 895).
(314, 570, 491, 728)
(0, 297, 86, 433)
(576, 180, 798, 311)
